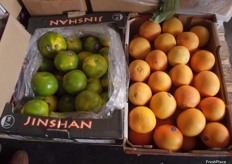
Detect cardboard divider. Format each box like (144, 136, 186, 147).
(124, 13, 232, 156)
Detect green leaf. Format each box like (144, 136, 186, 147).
(150, 0, 179, 24)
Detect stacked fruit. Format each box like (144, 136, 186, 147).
(128, 17, 230, 151)
(21, 31, 109, 117)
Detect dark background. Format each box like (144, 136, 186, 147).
(0, 138, 232, 164)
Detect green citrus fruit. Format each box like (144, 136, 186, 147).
(99, 38, 110, 47)
(100, 71, 109, 89)
(58, 94, 76, 112)
(54, 51, 78, 72)
(100, 91, 109, 105)
(21, 99, 49, 116)
(31, 72, 58, 96)
(55, 74, 67, 96)
(86, 78, 103, 94)
(75, 90, 102, 112)
(66, 35, 83, 54)
(63, 70, 87, 95)
(99, 47, 109, 55)
(38, 57, 55, 72)
(78, 51, 93, 69)
(38, 32, 67, 59)
(99, 47, 109, 63)
(83, 36, 101, 53)
(82, 54, 108, 78)
(38, 95, 58, 112)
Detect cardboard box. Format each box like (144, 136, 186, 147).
(22, 0, 87, 16)
(0, 15, 30, 109)
(124, 13, 232, 156)
(90, 0, 232, 28)
(0, 12, 128, 144)
(27, 12, 127, 35)
(178, 0, 232, 23)
(90, 0, 159, 13)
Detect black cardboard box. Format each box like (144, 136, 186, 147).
(0, 12, 128, 144)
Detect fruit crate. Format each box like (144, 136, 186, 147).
(0, 12, 128, 144)
(123, 13, 232, 156)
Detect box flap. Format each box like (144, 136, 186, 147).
(0, 15, 30, 113)
(0, 0, 22, 18)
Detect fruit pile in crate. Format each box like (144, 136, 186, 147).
(127, 15, 231, 152)
(21, 32, 109, 116)
(14, 24, 127, 119)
